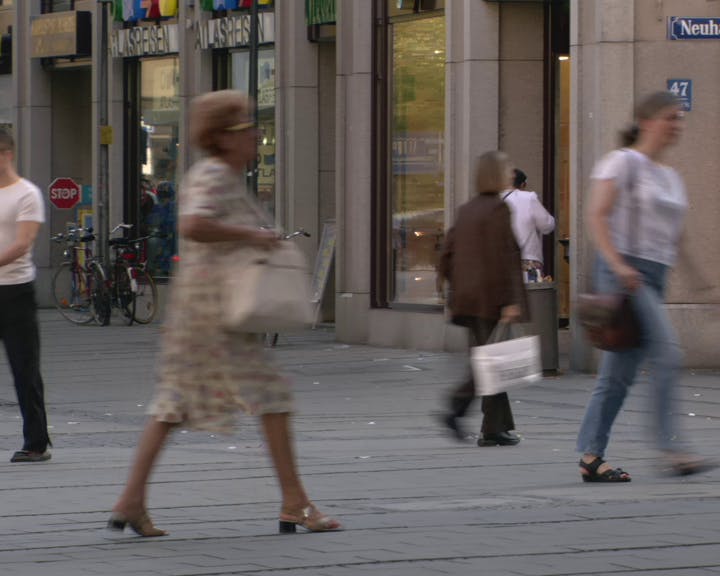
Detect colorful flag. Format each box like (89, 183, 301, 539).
(201, 0, 241, 9)
(159, 0, 178, 17)
(113, 0, 142, 22)
(140, 0, 160, 19)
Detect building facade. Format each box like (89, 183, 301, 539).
(4, 0, 720, 368)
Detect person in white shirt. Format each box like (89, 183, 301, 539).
(503, 169, 555, 279)
(0, 128, 51, 463)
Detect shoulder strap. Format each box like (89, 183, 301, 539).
(624, 150, 639, 254)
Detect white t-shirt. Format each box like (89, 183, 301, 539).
(0, 178, 45, 285)
(591, 148, 687, 267)
(502, 189, 556, 263)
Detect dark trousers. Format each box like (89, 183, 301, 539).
(0, 282, 50, 452)
(448, 317, 515, 435)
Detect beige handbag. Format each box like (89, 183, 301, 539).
(223, 241, 314, 333)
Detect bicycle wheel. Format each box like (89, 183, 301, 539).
(52, 262, 94, 324)
(132, 267, 158, 324)
(114, 262, 136, 326)
(90, 263, 111, 326)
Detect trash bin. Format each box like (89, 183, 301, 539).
(526, 282, 558, 374)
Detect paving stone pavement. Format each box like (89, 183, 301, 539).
(0, 310, 719, 576)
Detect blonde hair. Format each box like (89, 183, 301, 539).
(474, 151, 511, 195)
(189, 90, 254, 155)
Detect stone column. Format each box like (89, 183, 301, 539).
(569, 0, 635, 371)
(179, 0, 213, 174)
(275, 0, 319, 261)
(445, 0, 500, 216)
(334, 0, 372, 342)
(15, 0, 52, 298)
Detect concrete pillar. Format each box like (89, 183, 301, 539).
(445, 0, 500, 217)
(498, 2, 544, 196)
(569, 0, 635, 371)
(179, 0, 213, 173)
(334, 0, 372, 342)
(15, 0, 52, 296)
(275, 0, 318, 261)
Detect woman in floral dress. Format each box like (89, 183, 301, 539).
(108, 90, 341, 536)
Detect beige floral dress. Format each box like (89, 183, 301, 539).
(148, 157, 293, 433)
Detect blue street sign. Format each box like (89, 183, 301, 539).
(668, 17, 720, 40)
(667, 79, 692, 112)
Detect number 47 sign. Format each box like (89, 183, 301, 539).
(667, 79, 692, 111)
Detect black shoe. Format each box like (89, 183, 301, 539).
(10, 450, 51, 463)
(478, 431, 520, 447)
(438, 413, 469, 442)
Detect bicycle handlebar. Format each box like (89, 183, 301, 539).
(51, 226, 95, 243)
(282, 228, 311, 240)
(111, 223, 134, 234)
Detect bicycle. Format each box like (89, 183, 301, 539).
(102, 223, 138, 326)
(106, 223, 158, 325)
(51, 226, 109, 325)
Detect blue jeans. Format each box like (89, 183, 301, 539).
(576, 256, 683, 457)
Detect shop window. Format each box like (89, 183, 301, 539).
(41, 0, 74, 13)
(375, 2, 445, 306)
(230, 48, 276, 216)
(138, 57, 180, 278)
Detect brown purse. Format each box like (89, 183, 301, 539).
(577, 152, 642, 352)
(577, 292, 640, 351)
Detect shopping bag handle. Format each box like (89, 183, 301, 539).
(488, 321, 514, 344)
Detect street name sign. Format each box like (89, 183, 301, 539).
(668, 17, 720, 40)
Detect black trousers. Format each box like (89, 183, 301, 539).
(448, 317, 515, 435)
(0, 282, 50, 452)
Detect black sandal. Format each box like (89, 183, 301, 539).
(663, 458, 718, 477)
(579, 457, 631, 483)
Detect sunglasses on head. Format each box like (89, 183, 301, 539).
(225, 121, 257, 132)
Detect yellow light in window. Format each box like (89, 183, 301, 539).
(558, 55, 569, 61)
(414, 231, 424, 237)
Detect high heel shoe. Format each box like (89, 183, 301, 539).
(278, 503, 342, 534)
(107, 509, 167, 537)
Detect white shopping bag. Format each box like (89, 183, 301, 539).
(471, 328, 542, 396)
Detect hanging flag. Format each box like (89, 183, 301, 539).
(140, 0, 161, 19)
(114, 0, 143, 22)
(159, 0, 178, 17)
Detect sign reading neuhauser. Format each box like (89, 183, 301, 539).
(668, 17, 720, 40)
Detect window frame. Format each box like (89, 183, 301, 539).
(41, 0, 75, 14)
(371, 0, 445, 310)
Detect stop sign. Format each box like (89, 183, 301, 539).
(48, 177, 81, 210)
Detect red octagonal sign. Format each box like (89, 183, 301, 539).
(49, 177, 81, 210)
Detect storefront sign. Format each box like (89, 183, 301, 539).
(668, 17, 720, 40)
(31, 11, 91, 58)
(111, 23, 179, 57)
(307, 0, 336, 25)
(195, 12, 274, 50)
(667, 79, 692, 111)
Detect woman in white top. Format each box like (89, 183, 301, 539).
(577, 91, 715, 482)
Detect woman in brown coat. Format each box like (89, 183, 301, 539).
(437, 151, 527, 446)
